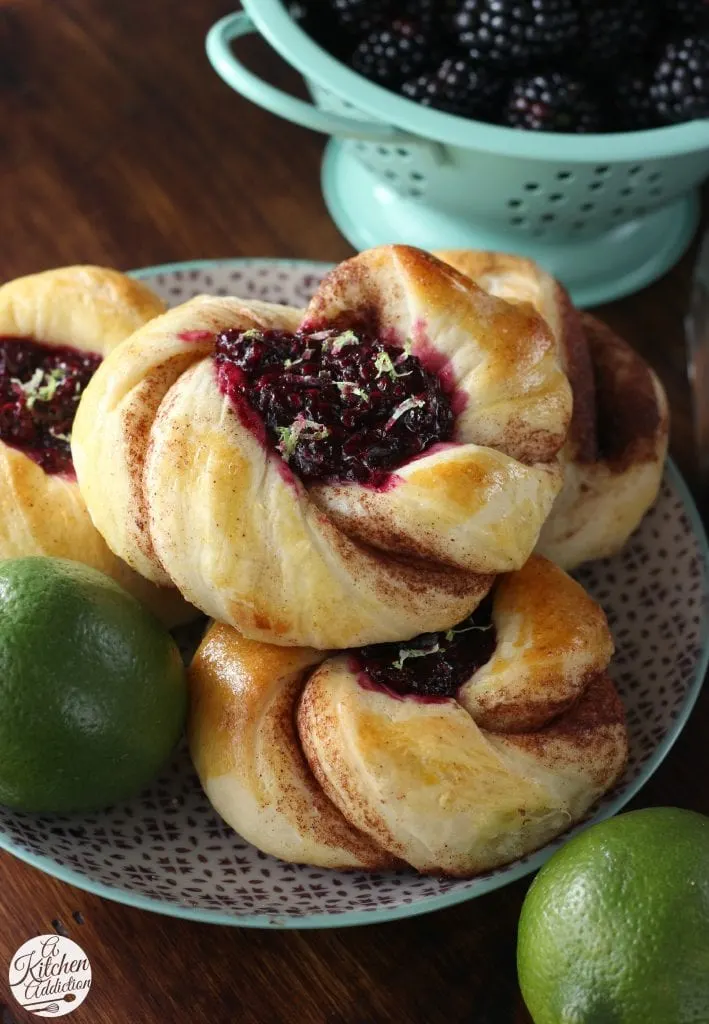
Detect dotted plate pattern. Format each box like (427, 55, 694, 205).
(1, 260, 707, 929)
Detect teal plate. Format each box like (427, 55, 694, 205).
(0, 259, 707, 929)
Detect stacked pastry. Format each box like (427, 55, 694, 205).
(434, 250, 668, 569)
(1, 247, 668, 876)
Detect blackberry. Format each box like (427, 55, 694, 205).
(611, 67, 662, 130)
(331, 0, 393, 35)
(351, 19, 431, 86)
(401, 57, 504, 119)
(454, 0, 582, 68)
(332, 0, 436, 34)
(214, 327, 454, 485)
(398, 0, 437, 28)
(0, 339, 101, 476)
(581, 0, 657, 65)
(651, 34, 709, 121)
(661, 0, 709, 31)
(359, 599, 496, 700)
(439, 0, 468, 33)
(505, 71, 604, 132)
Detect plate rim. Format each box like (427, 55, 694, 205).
(0, 256, 707, 930)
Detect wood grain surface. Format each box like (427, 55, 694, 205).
(0, 1, 706, 1022)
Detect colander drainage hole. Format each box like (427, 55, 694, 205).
(377, 146, 391, 157)
(628, 165, 643, 175)
(409, 171, 424, 182)
(549, 193, 564, 202)
(589, 181, 603, 191)
(556, 170, 573, 180)
(396, 147, 411, 158)
(581, 202, 595, 211)
(524, 182, 540, 191)
(541, 213, 555, 222)
(648, 171, 662, 183)
(510, 215, 527, 226)
(594, 165, 610, 175)
(409, 187, 423, 198)
(621, 186, 633, 196)
(649, 186, 663, 197)
(384, 169, 397, 181)
(508, 198, 523, 207)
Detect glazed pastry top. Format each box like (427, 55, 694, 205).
(73, 246, 572, 647)
(189, 556, 627, 876)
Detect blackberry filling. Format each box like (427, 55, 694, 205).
(214, 326, 454, 485)
(358, 597, 496, 699)
(0, 338, 101, 475)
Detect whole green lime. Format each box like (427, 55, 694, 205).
(518, 807, 709, 1024)
(0, 557, 186, 813)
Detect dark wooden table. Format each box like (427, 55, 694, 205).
(0, 2, 706, 1022)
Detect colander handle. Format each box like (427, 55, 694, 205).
(206, 12, 416, 142)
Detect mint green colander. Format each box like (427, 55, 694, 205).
(207, 2, 709, 306)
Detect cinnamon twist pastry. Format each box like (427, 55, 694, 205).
(73, 246, 571, 648)
(435, 251, 669, 569)
(189, 556, 627, 877)
(0, 266, 192, 626)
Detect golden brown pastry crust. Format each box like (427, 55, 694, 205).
(73, 246, 572, 648)
(457, 555, 613, 731)
(536, 313, 668, 568)
(189, 624, 397, 870)
(189, 556, 627, 877)
(434, 250, 668, 568)
(0, 265, 192, 626)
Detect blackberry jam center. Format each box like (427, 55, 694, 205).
(214, 326, 454, 484)
(0, 338, 101, 475)
(358, 598, 496, 699)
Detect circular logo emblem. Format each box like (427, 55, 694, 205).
(8, 935, 92, 1017)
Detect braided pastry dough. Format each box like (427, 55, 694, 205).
(189, 556, 627, 877)
(73, 246, 571, 648)
(435, 251, 668, 569)
(0, 266, 192, 626)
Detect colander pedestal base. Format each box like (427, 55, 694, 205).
(322, 140, 700, 308)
